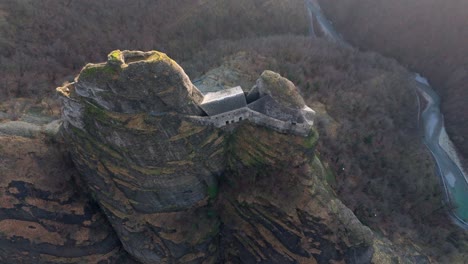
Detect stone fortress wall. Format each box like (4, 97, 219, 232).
(192, 72, 315, 137)
(189, 106, 313, 136)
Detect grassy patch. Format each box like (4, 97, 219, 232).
(79, 63, 120, 81)
(207, 184, 219, 199)
(325, 166, 336, 186)
(147, 51, 174, 64)
(84, 102, 107, 121)
(304, 127, 319, 149)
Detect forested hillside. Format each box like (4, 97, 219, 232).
(0, 0, 466, 262)
(184, 37, 467, 261)
(318, 0, 468, 165)
(0, 0, 308, 98)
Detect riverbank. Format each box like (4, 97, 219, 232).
(415, 75, 468, 227)
(414, 77, 467, 182)
(306, 0, 468, 228)
(439, 128, 468, 182)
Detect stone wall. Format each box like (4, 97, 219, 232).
(190, 108, 251, 127)
(189, 107, 312, 136)
(249, 110, 312, 136)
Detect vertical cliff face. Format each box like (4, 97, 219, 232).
(58, 50, 224, 263)
(58, 50, 428, 263)
(218, 123, 376, 263)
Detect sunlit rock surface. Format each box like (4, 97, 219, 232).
(58, 50, 223, 263)
(56, 50, 428, 263)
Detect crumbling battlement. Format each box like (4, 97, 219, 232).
(193, 71, 315, 136)
(189, 106, 313, 136)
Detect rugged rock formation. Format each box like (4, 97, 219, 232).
(56, 50, 427, 263)
(193, 52, 261, 95)
(0, 134, 134, 263)
(58, 50, 224, 263)
(72, 50, 204, 116)
(254, 70, 306, 109)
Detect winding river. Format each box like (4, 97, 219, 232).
(306, 0, 468, 228)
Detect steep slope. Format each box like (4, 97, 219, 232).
(185, 37, 468, 262)
(318, 0, 468, 166)
(58, 50, 223, 263)
(57, 50, 428, 263)
(219, 123, 373, 263)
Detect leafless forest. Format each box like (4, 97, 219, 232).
(0, 0, 466, 262)
(319, 0, 468, 163)
(0, 0, 308, 98)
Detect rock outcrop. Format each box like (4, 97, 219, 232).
(69, 50, 204, 117)
(254, 70, 306, 109)
(56, 50, 427, 263)
(0, 135, 134, 263)
(58, 50, 224, 263)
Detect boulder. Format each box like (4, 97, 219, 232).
(256, 70, 306, 109)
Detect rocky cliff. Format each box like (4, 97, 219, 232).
(53, 50, 427, 263)
(57, 50, 223, 263)
(0, 131, 134, 263)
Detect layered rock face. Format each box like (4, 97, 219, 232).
(218, 124, 374, 263)
(0, 135, 133, 263)
(58, 50, 425, 263)
(58, 50, 224, 263)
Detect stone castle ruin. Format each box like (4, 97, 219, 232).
(192, 71, 315, 136)
(58, 50, 315, 137)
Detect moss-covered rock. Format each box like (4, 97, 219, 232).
(70, 50, 204, 115)
(58, 51, 225, 263)
(257, 70, 306, 109)
(217, 122, 374, 263)
(57, 50, 427, 263)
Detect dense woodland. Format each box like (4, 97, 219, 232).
(185, 36, 466, 262)
(318, 0, 468, 165)
(0, 0, 466, 262)
(0, 0, 308, 98)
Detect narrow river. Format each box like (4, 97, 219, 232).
(306, 0, 468, 228)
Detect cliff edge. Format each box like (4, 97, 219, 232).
(55, 50, 426, 263)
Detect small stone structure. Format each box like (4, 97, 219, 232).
(192, 82, 315, 137)
(200, 86, 247, 116)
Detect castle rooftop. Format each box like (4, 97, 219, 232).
(200, 86, 247, 116)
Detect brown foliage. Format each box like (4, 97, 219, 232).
(1, 0, 466, 260)
(184, 35, 467, 260)
(0, 0, 308, 99)
(318, 0, 468, 164)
